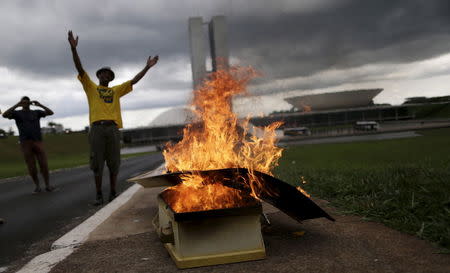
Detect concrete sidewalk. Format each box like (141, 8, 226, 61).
(13, 159, 450, 273)
(38, 188, 449, 272)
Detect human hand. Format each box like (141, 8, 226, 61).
(146, 55, 159, 68)
(68, 30, 79, 49)
(16, 101, 27, 108)
(31, 100, 41, 106)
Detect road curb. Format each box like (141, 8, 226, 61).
(16, 164, 165, 273)
(51, 184, 141, 250)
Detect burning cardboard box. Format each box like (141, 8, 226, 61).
(128, 66, 334, 268)
(129, 168, 334, 268)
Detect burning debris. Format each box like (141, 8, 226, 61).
(162, 66, 286, 212)
(129, 66, 333, 268)
(146, 168, 334, 222)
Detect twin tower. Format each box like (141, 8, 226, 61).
(188, 16, 229, 89)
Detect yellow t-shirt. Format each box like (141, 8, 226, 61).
(78, 73, 132, 128)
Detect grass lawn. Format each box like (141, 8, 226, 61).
(0, 132, 156, 179)
(274, 128, 450, 251)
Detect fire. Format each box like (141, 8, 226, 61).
(296, 186, 310, 198)
(162, 66, 285, 212)
(161, 173, 260, 212)
(296, 176, 310, 197)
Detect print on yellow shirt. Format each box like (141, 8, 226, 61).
(98, 88, 114, 103)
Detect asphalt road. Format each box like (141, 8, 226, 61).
(0, 153, 164, 267)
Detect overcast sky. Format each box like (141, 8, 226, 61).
(1, 0, 450, 131)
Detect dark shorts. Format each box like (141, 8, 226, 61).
(88, 123, 121, 175)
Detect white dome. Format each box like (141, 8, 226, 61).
(148, 106, 195, 127)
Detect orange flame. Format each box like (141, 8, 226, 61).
(162, 66, 284, 212)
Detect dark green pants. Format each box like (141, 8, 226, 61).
(88, 124, 121, 175)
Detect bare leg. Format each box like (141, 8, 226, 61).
(109, 170, 117, 201)
(93, 174, 104, 206)
(89, 125, 105, 205)
(94, 174, 103, 194)
(21, 141, 41, 192)
(105, 126, 120, 201)
(34, 142, 51, 189)
(27, 157, 40, 190)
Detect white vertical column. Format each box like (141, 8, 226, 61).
(189, 17, 207, 89)
(209, 16, 229, 71)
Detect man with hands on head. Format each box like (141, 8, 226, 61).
(2, 96, 55, 194)
(68, 30, 159, 206)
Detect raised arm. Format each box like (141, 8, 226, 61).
(68, 30, 85, 76)
(31, 101, 54, 116)
(2, 101, 22, 119)
(131, 56, 159, 85)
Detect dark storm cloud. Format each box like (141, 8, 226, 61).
(229, 0, 450, 81)
(1, 0, 450, 90)
(0, 1, 192, 79)
(2, 21, 188, 79)
(1, 0, 450, 132)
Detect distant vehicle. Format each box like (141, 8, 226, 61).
(354, 121, 379, 131)
(283, 127, 311, 136)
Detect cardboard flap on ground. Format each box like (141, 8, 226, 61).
(127, 164, 171, 188)
(128, 167, 335, 222)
